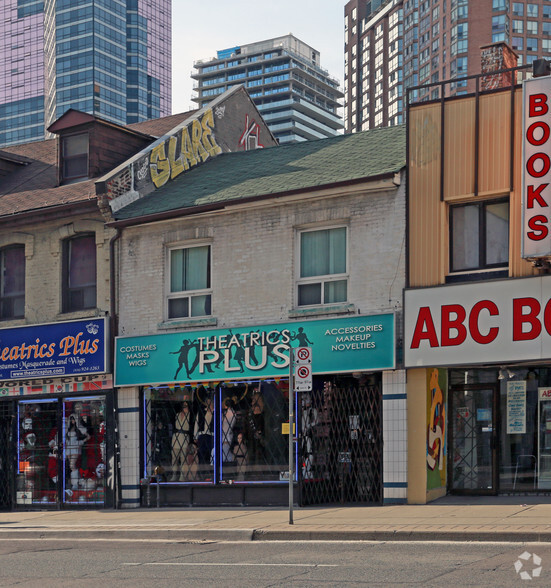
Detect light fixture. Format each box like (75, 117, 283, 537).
(498, 367, 516, 380)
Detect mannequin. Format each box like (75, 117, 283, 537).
(194, 397, 215, 466)
(47, 426, 59, 485)
(222, 400, 236, 463)
(246, 391, 265, 465)
(171, 401, 192, 481)
(233, 432, 248, 480)
(65, 414, 87, 489)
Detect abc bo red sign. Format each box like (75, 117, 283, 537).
(523, 76, 551, 258)
(404, 276, 551, 367)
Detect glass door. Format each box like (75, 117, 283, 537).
(450, 387, 497, 493)
(62, 397, 106, 505)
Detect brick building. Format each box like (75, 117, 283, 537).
(0, 86, 273, 510)
(103, 124, 408, 507)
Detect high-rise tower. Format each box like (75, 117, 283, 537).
(0, 0, 171, 147)
(344, 0, 551, 133)
(192, 35, 343, 143)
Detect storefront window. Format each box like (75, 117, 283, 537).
(449, 367, 551, 493)
(144, 379, 292, 484)
(17, 397, 106, 506)
(499, 368, 551, 491)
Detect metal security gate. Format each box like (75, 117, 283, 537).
(299, 382, 383, 506)
(0, 403, 14, 510)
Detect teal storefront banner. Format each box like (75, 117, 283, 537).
(115, 314, 395, 386)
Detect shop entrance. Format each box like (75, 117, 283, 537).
(16, 396, 107, 508)
(299, 380, 383, 506)
(450, 386, 498, 494)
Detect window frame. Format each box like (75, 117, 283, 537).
(296, 225, 349, 308)
(449, 198, 509, 276)
(61, 132, 89, 183)
(166, 242, 212, 321)
(0, 244, 25, 320)
(62, 233, 97, 313)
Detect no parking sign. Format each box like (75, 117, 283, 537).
(293, 347, 312, 391)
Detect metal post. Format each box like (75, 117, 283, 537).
(289, 360, 294, 525)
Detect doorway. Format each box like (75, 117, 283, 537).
(449, 386, 498, 494)
(16, 396, 108, 507)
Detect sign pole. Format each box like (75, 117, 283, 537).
(289, 357, 294, 525)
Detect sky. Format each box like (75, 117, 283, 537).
(171, 0, 346, 114)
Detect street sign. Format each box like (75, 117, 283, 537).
(295, 363, 312, 391)
(293, 346, 312, 364)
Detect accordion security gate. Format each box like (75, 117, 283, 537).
(0, 403, 13, 510)
(299, 383, 383, 506)
(144, 381, 382, 506)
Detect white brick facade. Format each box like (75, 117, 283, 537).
(116, 176, 408, 505)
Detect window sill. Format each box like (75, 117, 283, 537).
(288, 303, 356, 318)
(158, 317, 218, 330)
(57, 308, 105, 321)
(445, 269, 508, 284)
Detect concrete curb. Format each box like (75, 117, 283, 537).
(1, 527, 551, 542)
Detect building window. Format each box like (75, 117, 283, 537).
(450, 200, 509, 273)
(0, 245, 25, 320)
(62, 234, 96, 312)
(527, 3, 538, 18)
(61, 133, 88, 182)
(168, 245, 211, 319)
(527, 21, 538, 35)
(527, 38, 538, 52)
(297, 227, 347, 306)
(512, 2, 524, 16)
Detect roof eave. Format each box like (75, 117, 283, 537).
(107, 169, 403, 229)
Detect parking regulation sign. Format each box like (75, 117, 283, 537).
(293, 346, 312, 364)
(295, 363, 312, 391)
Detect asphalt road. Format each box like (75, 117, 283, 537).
(0, 538, 548, 586)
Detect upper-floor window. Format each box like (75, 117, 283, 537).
(450, 200, 509, 275)
(61, 133, 88, 182)
(168, 245, 211, 319)
(0, 245, 25, 320)
(62, 234, 96, 312)
(297, 227, 347, 306)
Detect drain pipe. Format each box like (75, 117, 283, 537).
(109, 227, 122, 509)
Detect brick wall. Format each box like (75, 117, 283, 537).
(117, 177, 406, 338)
(0, 214, 115, 327)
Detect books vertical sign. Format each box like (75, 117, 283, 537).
(507, 381, 527, 434)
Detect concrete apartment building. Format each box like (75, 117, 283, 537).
(191, 34, 344, 143)
(344, 0, 551, 132)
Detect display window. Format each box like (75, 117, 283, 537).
(143, 379, 297, 484)
(449, 367, 551, 493)
(17, 396, 107, 506)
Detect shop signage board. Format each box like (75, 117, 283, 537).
(115, 314, 395, 386)
(522, 75, 551, 258)
(404, 276, 551, 367)
(0, 318, 108, 381)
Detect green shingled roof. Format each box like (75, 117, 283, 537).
(114, 124, 406, 221)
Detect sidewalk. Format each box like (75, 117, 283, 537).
(2, 496, 551, 542)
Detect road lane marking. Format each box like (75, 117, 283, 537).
(123, 563, 338, 567)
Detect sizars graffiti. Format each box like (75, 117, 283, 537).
(149, 108, 222, 188)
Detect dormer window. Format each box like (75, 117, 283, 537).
(61, 133, 88, 182)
